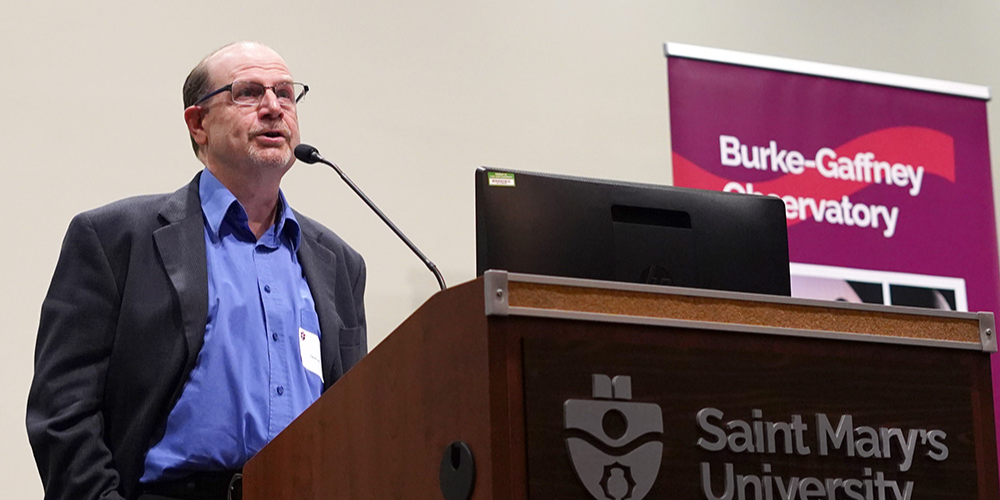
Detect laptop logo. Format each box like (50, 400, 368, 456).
(564, 374, 664, 500)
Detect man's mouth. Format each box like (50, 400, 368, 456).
(260, 131, 285, 139)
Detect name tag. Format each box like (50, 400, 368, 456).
(299, 327, 324, 383)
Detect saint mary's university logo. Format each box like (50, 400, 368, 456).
(564, 374, 664, 500)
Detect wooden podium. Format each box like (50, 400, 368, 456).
(243, 271, 998, 500)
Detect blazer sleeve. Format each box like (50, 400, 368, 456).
(26, 212, 127, 500)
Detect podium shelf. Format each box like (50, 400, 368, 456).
(483, 271, 996, 352)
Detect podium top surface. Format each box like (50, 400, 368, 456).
(481, 270, 996, 352)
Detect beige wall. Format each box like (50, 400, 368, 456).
(5, 1, 999, 497)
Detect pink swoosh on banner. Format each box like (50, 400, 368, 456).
(673, 126, 955, 226)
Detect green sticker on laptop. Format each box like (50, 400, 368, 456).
(487, 172, 516, 187)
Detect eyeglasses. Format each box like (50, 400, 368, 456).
(194, 81, 309, 108)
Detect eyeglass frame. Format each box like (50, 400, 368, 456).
(192, 81, 310, 108)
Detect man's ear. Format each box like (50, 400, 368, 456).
(184, 106, 209, 148)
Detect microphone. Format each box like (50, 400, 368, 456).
(295, 143, 447, 291)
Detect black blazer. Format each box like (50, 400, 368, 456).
(26, 173, 367, 500)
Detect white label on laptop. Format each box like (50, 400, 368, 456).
(299, 327, 324, 383)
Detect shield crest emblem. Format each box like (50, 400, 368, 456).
(564, 375, 664, 500)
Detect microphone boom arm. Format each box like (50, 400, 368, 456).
(296, 144, 447, 291)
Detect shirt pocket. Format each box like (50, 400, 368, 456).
(300, 309, 321, 337)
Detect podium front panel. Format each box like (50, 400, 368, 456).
(513, 316, 996, 500)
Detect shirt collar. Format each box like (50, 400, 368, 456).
(199, 168, 301, 251)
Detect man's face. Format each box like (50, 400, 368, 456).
(196, 44, 301, 177)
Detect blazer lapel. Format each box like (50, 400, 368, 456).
(153, 175, 209, 379)
(296, 217, 343, 389)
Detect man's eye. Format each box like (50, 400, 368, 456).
(237, 86, 261, 98)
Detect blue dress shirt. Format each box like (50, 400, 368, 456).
(140, 169, 324, 481)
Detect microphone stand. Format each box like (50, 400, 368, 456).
(295, 144, 447, 291)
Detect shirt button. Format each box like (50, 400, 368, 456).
(264, 285, 271, 293)
(272, 332, 279, 341)
(276, 386, 284, 395)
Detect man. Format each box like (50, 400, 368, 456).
(26, 42, 367, 500)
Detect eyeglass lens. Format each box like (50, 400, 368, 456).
(231, 82, 305, 106)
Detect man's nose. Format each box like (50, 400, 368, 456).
(258, 89, 283, 116)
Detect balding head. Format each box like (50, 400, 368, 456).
(182, 42, 289, 156)
(181, 41, 301, 190)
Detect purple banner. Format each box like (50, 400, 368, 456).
(667, 52, 1000, 466)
